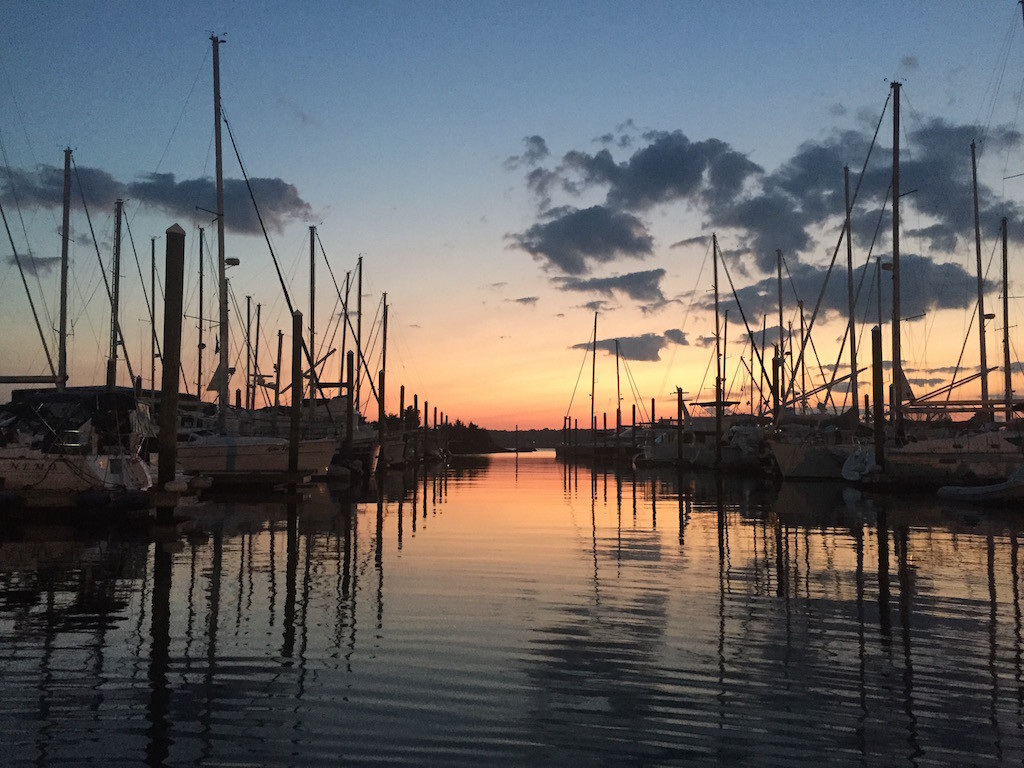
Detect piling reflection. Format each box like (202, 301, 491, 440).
(2, 456, 1024, 764)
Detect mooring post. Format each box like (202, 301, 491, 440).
(677, 387, 683, 465)
(344, 350, 354, 454)
(377, 370, 386, 470)
(289, 310, 302, 476)
(157, 224, 186, 523)
(871, 325, 885, 471)
(631, 404, 636, 455)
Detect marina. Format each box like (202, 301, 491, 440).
(6, 4, 1024, 763)
(2, 452, 1024, 765)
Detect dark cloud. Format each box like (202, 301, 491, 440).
(504, 135, 550, 170)
(0, 165, 311, 236)
(129, 173, 311, 234)
(719, 252, 989, 327)
(560, 131, 762, 212)
(670, 235, 709, 250)
(0, 164, 122, 210)
(555, 269, 665, 303)
(571, 328, 685, 362)
(664, 328, 689, 346)
(510, 205, 653, 274)
(5, 253, 59, 276)
(511, 296, 539, 306)
(510, 114, 1024, 315)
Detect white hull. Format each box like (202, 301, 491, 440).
(0, 447, 153, 503)
(176, 435, 336, 476)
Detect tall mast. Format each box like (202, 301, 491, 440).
(591, 311, 597, 445)
(212, 34, 229, 430)
(197, 226, 204, 398)
(971, 141, 990, 409)
(245, 295, 252, 410)
(713, 234, 723, 468)
(309, 224, 316, 403)
(106, 198, 123, 389)
(58, 148, 71, 390)
(1003, 217, 1013, 421)
(890, 81, 904, 437)
(844, 165, 858, 418)
(356, 255, 363, 411)
(150, 236, 157, 394)
(776, 249, 784, 409)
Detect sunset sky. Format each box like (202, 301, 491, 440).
(3, 1, 1024, 429)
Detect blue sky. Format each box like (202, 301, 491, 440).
(3, 1, 1024, 428)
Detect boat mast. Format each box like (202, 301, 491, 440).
(150, 236, 157, 394)
(713, 233, 723, 468)
(615, 338, 621, 434)
(212, 34, 229, 430)
(106, 198, 123, 389)
(890, 81, 904, 438)
(1003, 217, 1013, 421)
(197, 226, 204, 398)
(776, 248, 784, 411)
(309, 224, 316, 404)
(356, 255, 363, 412)
(58, 148, 71, 390)
(972, 141, 990, 411)
(591, 311, 597, 446)
(844, 165, 858, 418)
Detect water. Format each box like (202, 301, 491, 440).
(2, 451, 1024, 765)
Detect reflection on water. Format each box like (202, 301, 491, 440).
(2, 452, 1024, 764)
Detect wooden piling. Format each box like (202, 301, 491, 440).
(289, 310, 302, 474)
(871, 325, 885, 470)
(157, 224, 186, 523)
(345, 350, 354, 453)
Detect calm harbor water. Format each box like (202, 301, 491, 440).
(2, 450, 1024, 765)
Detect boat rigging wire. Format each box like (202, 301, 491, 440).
(564, 321, 595, 421)
(0, 131, 56, 337)
(781, 89, 890, 416)
(0, 195, 57, 378)
(71, 156, 137, 387)
(315, 233, 381, 406)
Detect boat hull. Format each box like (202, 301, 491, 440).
(176, 436, 336, 476)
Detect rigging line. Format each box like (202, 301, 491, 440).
(784, 90, 890, 413)
(154, 48, 210, 175)
(123, 215, 161, 366)
(317, 255, 379, 405)
(614, 354, 647, 421)
(71, 157, 135, 378)
(564, 320, 595, 420)
(221, 113, 346, 425)
(620, 355, 648, 424)
(220, 109, 320, 378)
(314, 232, 361, 389)
(0, 196, 56, 377)
(657, 236, 711, 398)
(780, 256, 835, 402)
(312, 232, 347, 366)
(0, 130, 56, 335)
(716, 246, 770, 387)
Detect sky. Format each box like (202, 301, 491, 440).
(3, 1, 1024, 429)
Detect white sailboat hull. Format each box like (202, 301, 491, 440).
(176, 435, 336, 476)
(0, 447, 153, 502)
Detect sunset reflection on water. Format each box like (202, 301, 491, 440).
(2, 451, 1023, 765)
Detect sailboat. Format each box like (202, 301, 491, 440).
(173, 36, 335, 481)
(637, 233, 764, 470)
(840, 82, 1024, 488)
(0, 149, 154, 507)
